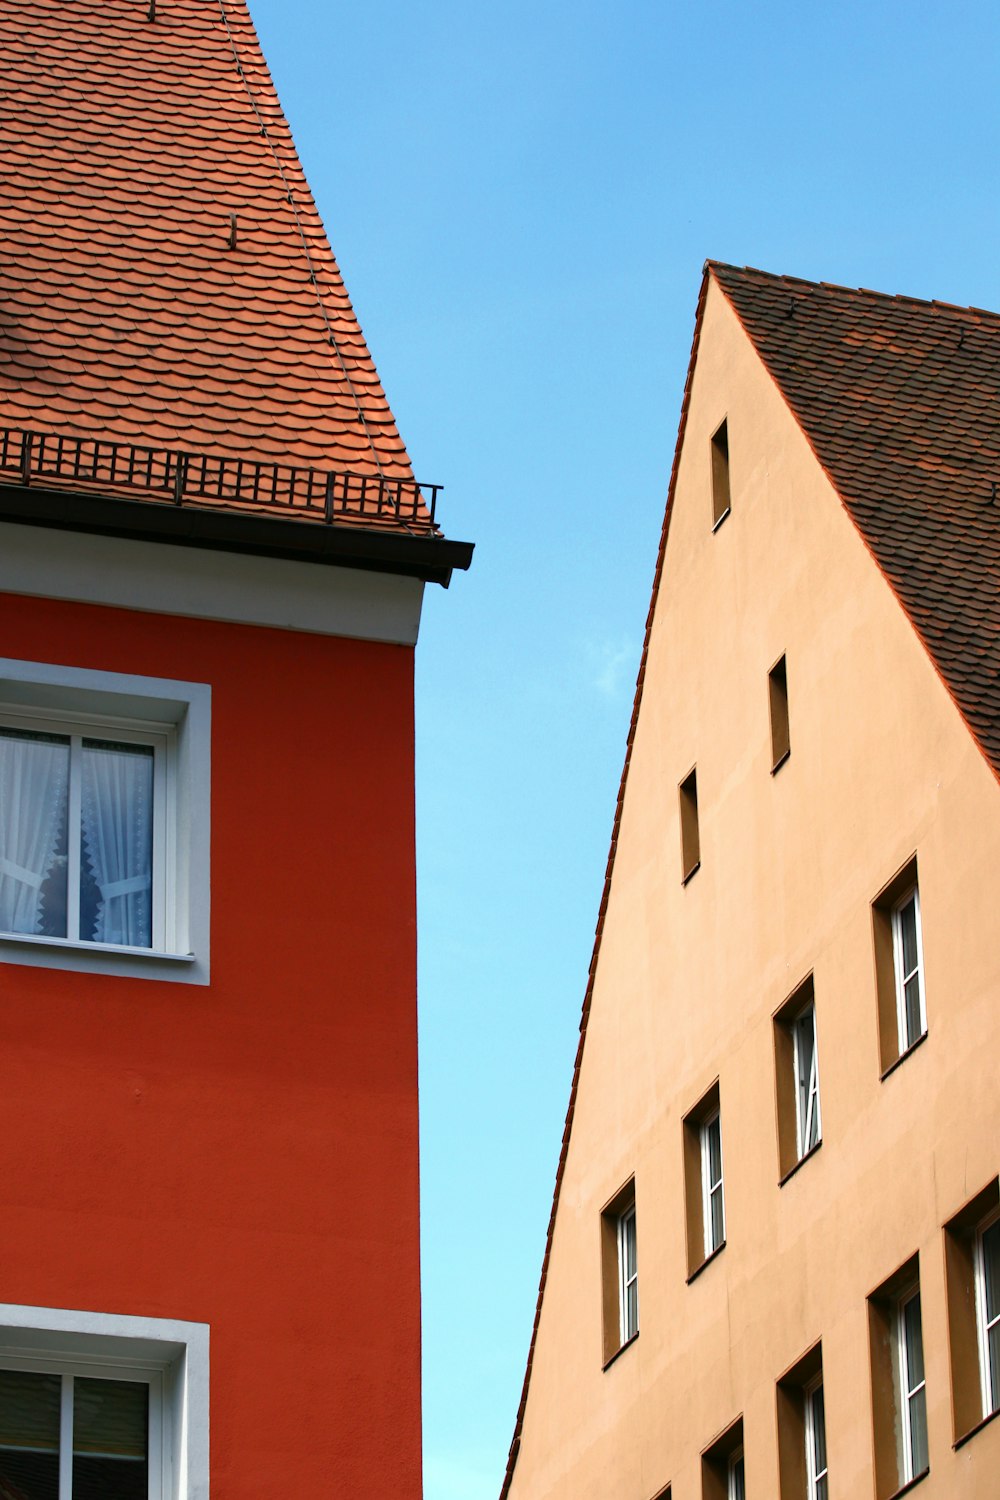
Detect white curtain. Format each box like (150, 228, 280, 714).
(0, 732, 69, 935)
(81, 743, 153, 947)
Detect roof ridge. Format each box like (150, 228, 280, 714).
(706, 259, 1000, 324)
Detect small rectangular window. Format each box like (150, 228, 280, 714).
(711, 419, 731, 528)
(897, 1288, 929, 1482)
(0, 1369, 154, 1499)
(684, 1084, 725, 1277)
(891, 886, 926, 1054)
(975, 1212, 1000, 1420)
(872, 858, 926, 1075)
(776, 1342, 825, 1500)
(600, 1179, 637, 1365)
(679, 767, 700, 883)
(618, 1203, 638, 1345)
(701, 1111, 725, 1256)
(768, 654, 790, 770)
(773, 977, 822, 1180)
(701, 1417, 743, 1500)
(868, 1255, 928, 1498)
(804, 1376, 828, 1500)
(944, 1179, 1000, 1442)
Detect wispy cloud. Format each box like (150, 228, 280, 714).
(586, 636, 635, 699)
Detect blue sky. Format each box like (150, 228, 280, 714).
(249, 2, 1000, 1495)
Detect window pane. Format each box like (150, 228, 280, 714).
(80, 741, 154, 948)
(707, 1117, 722, 1186)
(903, 975, 923, 1045)
(810, 1382, 827, 1477)
(625, 1279, 638, 1340)
(983, 1221, 1000, 1323)
(908, 1384, 928, 1475)
(710, 1184, 725, 1249)
(0, 1369, 61, 1500)
(989, 1322, 1000, 1414)
(728, 1453, 745, 1500)
(898, 896, 918, 975)
(0, 728, 70, 939)
(73, 1378, 148, 1500)
(625, 1211, 637, 1281)
(904, 1294, 925, 1388)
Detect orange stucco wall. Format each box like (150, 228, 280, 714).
(0, 589, 422, 1498)
(506, 280, 1000, 1498)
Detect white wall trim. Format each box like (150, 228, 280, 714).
(0, 521, 424, 645)
(0, 657, 210, 985)
(0, 1301, 210, 1500)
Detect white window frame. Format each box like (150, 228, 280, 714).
(891, 885, 926, 1054)
(804, 1373, 828, 1499)
(792, 998, 822, 1160)
(617, 1202, 638, 1345)
(895, 1287, 927, 1483)
(700, 1109, 725, 1256)
(975, 1207, 1000, 1420)
(0, 659, 210, 984)
(726, 1444, 745, 1500)
(0, 1303, 208, 1500)
(0, 1355, 166, 1498)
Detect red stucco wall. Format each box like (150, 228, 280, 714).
(0, 589, 422, 1498)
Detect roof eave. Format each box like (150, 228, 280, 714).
(0, 482, 474, 588)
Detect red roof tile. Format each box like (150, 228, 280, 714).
(710, 262, 1000, 777)
(0, 0, 440, 536)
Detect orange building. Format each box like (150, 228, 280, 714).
(0, 4, 469, 1499)
(501, 264, 1000, 1500)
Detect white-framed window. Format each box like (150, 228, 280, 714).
(891, 885, 926, 1054)
(0, 659, 209, 984)
(701, 1109, 725, 1255)
(804, 1374, 828, 1499)
(896, 1287, 928, 1482)
(0, 1303, 208, 1500)
(726, 1445, 745, 1500)
(793, 998, 822, 1159)
(617, 1202, 638, 1344)
(975, 1208, 1000, 1419)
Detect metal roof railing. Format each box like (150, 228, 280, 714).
(0, 427, 442, 531)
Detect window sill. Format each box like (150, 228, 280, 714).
(954, 1403, 1000, 1451)
(712, 507, 731, 533)
(880, 1029, 929, 1082)
(779, 1139, 822, 1187)
(681, 860, 701, 887)
(0, 931, 194, 963)
(602, 1331, 638, 1372)
(886, 1468, 929, 1499)
(770, 748, 791, 776)
(686, 1241, 726, 1285)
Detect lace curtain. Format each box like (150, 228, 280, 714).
(0, 731, 69, 936)
(80, 741, 153, 948)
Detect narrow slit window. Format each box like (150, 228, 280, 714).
(892, 885, 926, 1055)
(711, 419, 731, 527)
(897, 1288, 928, 1482)
(701, 1109, 726, 1256)
(679, 768, 700, 882)
(975, 1211, 1000, 1419)
(804, 1375, 829, 1499)
(618, 1203, 638, 1345)
(769, 654, 790, 770)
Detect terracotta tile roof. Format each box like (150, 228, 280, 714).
(0, 0, 442, 537)
(710, 261, 1000, 776)
(500, 262, 1000, 1498)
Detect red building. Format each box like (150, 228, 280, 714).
(0, 4, 471, 1498)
